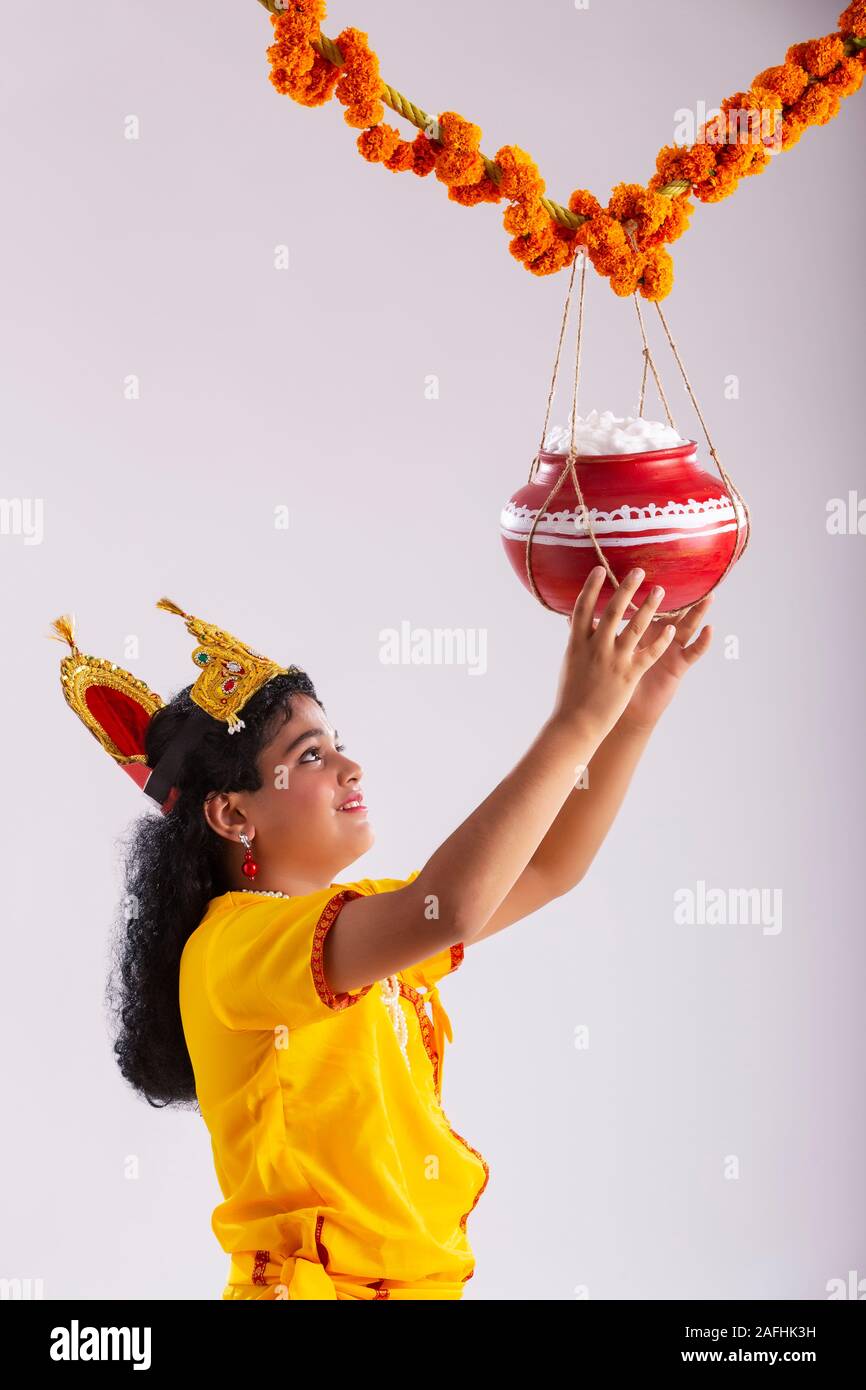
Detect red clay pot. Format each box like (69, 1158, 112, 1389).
(500, 440, 749, 618)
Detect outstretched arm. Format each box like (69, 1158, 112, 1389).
(467, 718, 654, 945)
(324, 570, 677, 994)
(469, 594, 714, 944)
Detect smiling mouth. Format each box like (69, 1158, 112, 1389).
(337, 799, 368, 813)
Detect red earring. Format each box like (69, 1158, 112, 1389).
(239, 832, 258, 880)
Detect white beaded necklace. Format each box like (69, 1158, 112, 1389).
(238, 887, 411, 1068)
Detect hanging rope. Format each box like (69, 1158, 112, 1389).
(632, 292, 676, 429)
(522, 255, 752, 623)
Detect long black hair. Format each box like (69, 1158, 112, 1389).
(106, 670, 323, 1110)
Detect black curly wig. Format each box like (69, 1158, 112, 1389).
(106, 669, 323, 1110)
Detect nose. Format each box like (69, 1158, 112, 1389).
(340, 752, 363, 780)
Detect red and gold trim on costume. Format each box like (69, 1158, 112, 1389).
(397, 945, 490, 1242)
(311, 890, 374, 1010)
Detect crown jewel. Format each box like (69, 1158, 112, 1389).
(155, 596, 298, 733)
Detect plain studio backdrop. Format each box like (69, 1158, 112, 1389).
(1, 0, 863, 1300)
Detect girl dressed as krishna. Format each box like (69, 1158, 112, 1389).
(51, 571, 711, 1299)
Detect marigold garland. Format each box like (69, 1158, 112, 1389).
(261, 0, 866, 301)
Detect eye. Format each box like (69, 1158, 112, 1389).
(299, 743, 347, 763)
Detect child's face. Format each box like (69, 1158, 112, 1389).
(245, 693, 374, 883)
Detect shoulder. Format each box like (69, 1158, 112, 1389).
(329, 870, 421, 898)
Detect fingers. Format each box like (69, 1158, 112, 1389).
(618, 581, 668, 653)
(569, 565, 607, 639)
(670, 594, 713, 646)
(680, 622, 713, 663)
(638, 622, 678, 666)
(634, 591, 715, 652)
(594, 566, 647, 640)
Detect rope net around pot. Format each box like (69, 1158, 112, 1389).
(523, 249, 752, 624)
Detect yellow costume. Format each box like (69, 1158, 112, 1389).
(179, 871, 490, 1300)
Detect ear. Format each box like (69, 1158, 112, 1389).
(203, 790, 253, 845)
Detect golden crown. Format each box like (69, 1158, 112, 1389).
(154, 597, 295, 733)
(50, 598, 302, 811)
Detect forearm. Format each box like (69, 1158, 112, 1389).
(416, 717, 603, 941)
(529, 716, 655, 892)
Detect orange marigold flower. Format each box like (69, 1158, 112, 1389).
(720, 89, 757, 113)
(780, 114, 806, 149)
(523, 224, 557, 259)
(437, 111, 483, 150)
(582, 213, 628, 258)
(304, 59, 342, 106)
(719, 89, 782, 148)
(357, 123, 402, 163)
(718, 140, 769, 179)
(655, 142, 717, 187)
(752, 62, 810, 105)
(698, 113, 730, 147)
(526, 231, 578, 277)
(642, 188, 693, 247)
(512, 221, 558, 263)
(607, 183, 669, 246)
(435, 111, 485, 186)
(495, 145, 545, 200)
(748, 85, 785, 114)
(692, 166, 740, 203)
(270, 0, 325, 44)
(638, 247, 674, 301)
(503, 195, 550, 237)
(593, 246, 636, 278)
(825, 55, 865, 95)
(551, 222, 580, 252)
(787, 36, 846, 77)
(409, 133, 437, 177)
(838, 0, 866, 36)
(267, 15, 340, 109)
(383, 140, 416, 172)
(609, 252, 645, 297)
(269, 57, 338, 107)
(334, 28, 384, 128)
(435, 147, 485, 187)
(790, 81, 841, 126)
(448, 174, 503, 206)
(568, 187, 604, 221)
